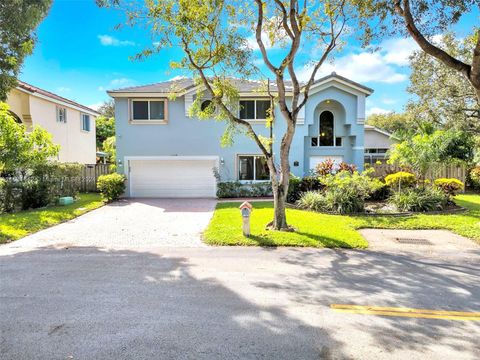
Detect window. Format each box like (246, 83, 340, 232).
(81, 114, 90, 132)
(238, 155, 269, 181)
(319, 111, 334, 146)
(131, 99, 167, 122)
(56, 107, 67, 123)
(311, 111, 343, 147)
(239, 99, 270, 120)
(201, 100, 215, 112)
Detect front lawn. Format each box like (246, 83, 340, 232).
(203, 193, 480, 248)
(203, 201, 368, 248)
(0, 193, 104, 244)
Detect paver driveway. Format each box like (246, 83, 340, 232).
(1, 198, 216, 252)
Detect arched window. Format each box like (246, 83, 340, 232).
(319, 111, 334, 146)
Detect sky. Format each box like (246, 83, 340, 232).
(20, 0, 478, 115)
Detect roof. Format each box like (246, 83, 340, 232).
(107, 73, 372, 97)
(107, 77, 294, 95)
(364, 124, 395, 138)
(310, 72, 374, 95)
(16, 80, 100, 115)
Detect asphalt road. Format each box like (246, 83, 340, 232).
(1, 245, 479, 360)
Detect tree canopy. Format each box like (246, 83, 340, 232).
(366, 112, 416, 134)
(0, 0, 52, 100)
(373, 0, 480, 102)
(407, 32, 480, 134)
(96, 115, 115, 149)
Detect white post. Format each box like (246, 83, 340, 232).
(239, 201, 252, 237)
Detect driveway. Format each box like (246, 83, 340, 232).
(1, 198, 216, 252)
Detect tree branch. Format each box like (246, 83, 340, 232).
(395, 0, 471, 79)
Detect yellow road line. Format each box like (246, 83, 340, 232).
(331, 304, 480, 321)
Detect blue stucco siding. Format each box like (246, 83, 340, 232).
(114, 84, 366, 196)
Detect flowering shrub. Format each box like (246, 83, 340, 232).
(434, 178, 464, 196)
(470, 166, 480, 190)
(385, 171, 416, 190)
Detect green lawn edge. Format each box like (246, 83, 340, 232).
(0, 193, 105, 244)
(203, 193, 480, 248)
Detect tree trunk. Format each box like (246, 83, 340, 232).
(271, 177, 288, 230)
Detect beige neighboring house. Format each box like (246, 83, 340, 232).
(6, 81, 99, 164)
(364, 125, 398, 164)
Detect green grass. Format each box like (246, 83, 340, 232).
(203, 193, 480, 248)
(351, 193, 480, 242)
(0, 193, 105, 244)
(203, 201, 368, 248)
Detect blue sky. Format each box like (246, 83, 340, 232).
(20, 0, 478, 115)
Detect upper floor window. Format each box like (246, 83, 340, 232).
(239, 99, 271, 120)
(131, 99, 167, 122)
(238, 155, 269, 181)
(319, 111, 334, 146)
(81, 113, 91, 132)
(311, 110, 343, 147)
(56, 106, 67, 123)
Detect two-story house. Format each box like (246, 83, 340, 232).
(108, 72, 373, 198)
(6, 81, 99, 164)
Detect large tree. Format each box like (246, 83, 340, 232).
(375, 0, 480, 103)
(366, 112, 417, 134)
(99, 0, 372, 230)
(0, 0, 52, 100)
(407, 33, 480, 134)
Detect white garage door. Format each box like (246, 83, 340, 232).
(129, 158, 217, 198)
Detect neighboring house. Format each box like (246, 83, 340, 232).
(6, 81, 98, 164)
(108, 72, 373, 198)
(364, 125, 398, 165)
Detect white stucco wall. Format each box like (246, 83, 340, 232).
(6, 89, 96, 164)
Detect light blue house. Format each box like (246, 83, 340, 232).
(108, 73, 373, 198)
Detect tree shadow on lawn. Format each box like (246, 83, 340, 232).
(253, 248, 480, 356)
(246, 231, 357, 248)
(0, 246, 345, 360)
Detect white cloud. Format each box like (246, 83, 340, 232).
(88, 102, 103, 111)
(367, 107, 393, 116)
(382, 98, 396, 105)
(298, 51, 407, 84)
(98, 35, 135, 47)
(98, 78, 135, 91)
(168, 75, 187, 81)
(381, 38, 419, 66)
(56, 86, 71, 93)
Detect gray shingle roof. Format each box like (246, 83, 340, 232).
(107, 73, 372, 95)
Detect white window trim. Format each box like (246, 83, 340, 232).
(311, 110, 343, 148)
(80, 113, 90, 132)
(56, 106, 67, 123)
(239, 98, 271, 122)
(237, 154, 270, 182)
(129, 98, 168, 124)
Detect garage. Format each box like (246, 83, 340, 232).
(127, 157, 218, 198)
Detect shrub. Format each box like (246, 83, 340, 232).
(217, 181, 272, 198)
(469, 166, 480, 190)
(287, 174, 302, 203)
(298, 170, 383, 214)
(97, 173, 126, 201)
(388, 187, 448, 212)
(385, 171, 416, 190)
(315, 159, 355, 176)
(434, 178, 464, 196)
(296, 191, 328, 212)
